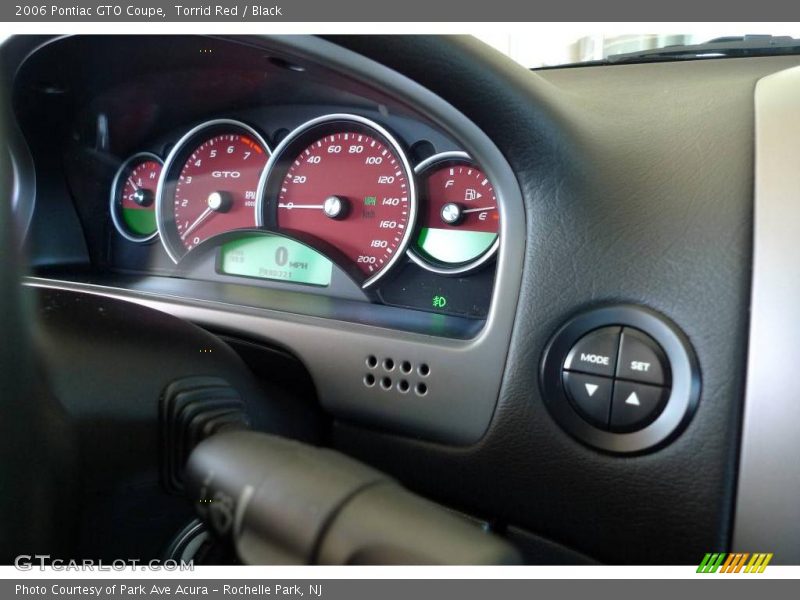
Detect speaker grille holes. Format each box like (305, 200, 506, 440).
(363, 356, 431, 397)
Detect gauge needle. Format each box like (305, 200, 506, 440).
(181, 207, 214, 240)
(278, 202, 325, 210)
(461, 206, 497, 214)
(127, 177, 138, 191)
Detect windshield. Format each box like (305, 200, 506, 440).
(476, 28, 800, 68)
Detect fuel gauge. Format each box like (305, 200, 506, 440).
(409, 152, 499, 275)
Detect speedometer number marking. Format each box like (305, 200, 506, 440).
(276, 130, 411, 277)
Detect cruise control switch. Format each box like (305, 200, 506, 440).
(185, 430, 521, 565)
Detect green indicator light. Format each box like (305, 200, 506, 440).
(364, 196, 377, 206)
(122, 207, 157, 236)
(219, 234, 333, 287)
(432, 295, 448, 309)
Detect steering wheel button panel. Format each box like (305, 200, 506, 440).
(562, 372, 612, 428)
(541, 306, 700, 454)
(616, 328, 670, 386)
(610, 381, 668, 432)
(563, 326, 621, 377)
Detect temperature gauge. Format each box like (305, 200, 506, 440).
(110, 152, 163, 243)
(409, 152, 499, 274)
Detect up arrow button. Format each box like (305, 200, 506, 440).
(610, 381, 667, 431)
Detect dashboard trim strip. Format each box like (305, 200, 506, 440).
(733, 65, 800, 562)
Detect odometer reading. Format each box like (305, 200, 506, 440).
(260, 115, 417, 288)
(219, 234, 333, 287)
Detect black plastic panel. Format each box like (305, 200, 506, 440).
(327, 36, 794, 564)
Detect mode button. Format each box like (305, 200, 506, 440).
(563, 326, 621, 378)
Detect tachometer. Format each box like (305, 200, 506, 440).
(156, 119, 270, 262)
(110, 152, 162, 243)
(408, 152, 499, 274)
(256, 114, 416, 288)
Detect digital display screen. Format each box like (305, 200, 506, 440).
(218, 234, 333, 287)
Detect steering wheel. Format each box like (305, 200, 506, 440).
(2, 129, 74, 560)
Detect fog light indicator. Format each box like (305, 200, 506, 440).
(432, 295, 448, 309)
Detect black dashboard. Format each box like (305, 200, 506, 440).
(11, 35, 526, 449)
(5, 34, 800, 565)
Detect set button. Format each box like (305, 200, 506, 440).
(617, 328, 668, 386)
(562, 326, 671, 431)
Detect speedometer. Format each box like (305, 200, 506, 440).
(256, 114, 416, 288)
(156, 119, 270, 263)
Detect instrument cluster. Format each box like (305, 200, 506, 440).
(109, 112, 501, 317)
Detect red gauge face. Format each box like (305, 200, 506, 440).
(172, 133, 268, 251)
(414, 160, 499, 270)
(114, 157, 162, 240)
(275, 130, 413, 281)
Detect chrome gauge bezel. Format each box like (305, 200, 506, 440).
(109, 151, 163, 244)
(255, 113, 418, 289)
(156, 119, 272, 264)
(408, 151, 500, 276)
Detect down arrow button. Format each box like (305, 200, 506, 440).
(563, 372, 613, 428)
